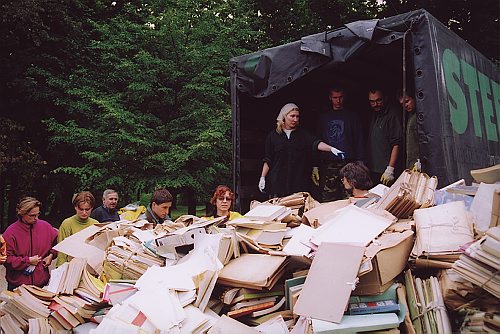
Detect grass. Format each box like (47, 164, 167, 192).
(170, 205, 207, 220)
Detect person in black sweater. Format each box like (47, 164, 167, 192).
(90, 189, 120, 223)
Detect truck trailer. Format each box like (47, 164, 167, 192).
(230, 9, 499, 211)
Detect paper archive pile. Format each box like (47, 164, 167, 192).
(451, 226, 500, 299)
(4, 165, 500, 333)
(376, 169, 437, 219)
(286, 204, 418, 333)
(0, 258, 106, 333)
(404, 270, 452, 333)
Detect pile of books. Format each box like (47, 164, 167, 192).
(45, 257, 87, 294)
(0, 285, 51, 332)
(254, 192, 318, 226)
(219, 287, 286, 319)
(452, 226, 500, 298)
(0, 283, 103, 332)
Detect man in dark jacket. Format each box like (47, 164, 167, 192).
(90, 189, 120, 223)
(367, 88, 403, 185)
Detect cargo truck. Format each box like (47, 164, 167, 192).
(230, 9, 499, 211)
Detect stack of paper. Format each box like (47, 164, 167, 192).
(259, 192, 319, 226)
(458, 308, 500, 332)
(27, 318, 52, 334)
(376, 170, 437, 218)
(411, 201, 474, 268)
(74, 267, 105, 303)
(217, 254, 288, 290)
(439, 269, 499, 311)
(229, 219, 288, 253)
(0, 314, 23, 334)
(0, 285, 52, 332)
(244, 204, 290, 221)
(452, 226, 500, 298)
(404, 270, 452, 333)
(103, 236, 165, 280)
(45, 257, 87, 294)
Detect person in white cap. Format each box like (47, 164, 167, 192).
(258, 103, 344, 198)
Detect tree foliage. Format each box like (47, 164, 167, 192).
(381, 0, 499, 62)
(1, 0, 497, 223)
(43, 0, 267, 213)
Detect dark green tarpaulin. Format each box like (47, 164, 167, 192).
(230, 9, 499, 210)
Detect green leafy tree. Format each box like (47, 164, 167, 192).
(0, 118, 46, 230)
(44, 0, 266, 213)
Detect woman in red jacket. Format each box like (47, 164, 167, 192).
(2, 197, 58, 290)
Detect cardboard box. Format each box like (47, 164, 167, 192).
(354, 231, 414, 295)
(491, 190, 500, 228)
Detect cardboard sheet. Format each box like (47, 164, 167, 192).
(294, 242, 365, 323)
(310, 205, 392, 247)
(52, 225, 105, 274)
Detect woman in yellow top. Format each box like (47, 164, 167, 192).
(56, 191, 99, 267)
(206, 185, 243, 221)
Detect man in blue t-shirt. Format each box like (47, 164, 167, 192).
(313, 86, 366, 202)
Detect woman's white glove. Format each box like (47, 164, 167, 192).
(258, 176, 266, 193)
(380, 166, 395, 185)
(330, 146, 345, 159)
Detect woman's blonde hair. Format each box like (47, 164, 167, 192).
(72, 191, 95, 208)
(16, 197, 42, 216)
(276, 103, 299, 134)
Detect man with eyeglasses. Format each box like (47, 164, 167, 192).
(367, 88, 402, 186)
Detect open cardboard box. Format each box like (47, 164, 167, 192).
(354, 230, 414, 295)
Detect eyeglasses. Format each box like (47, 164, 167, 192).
(27, 213, 40, 218)
(217, 196, 232, 202)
